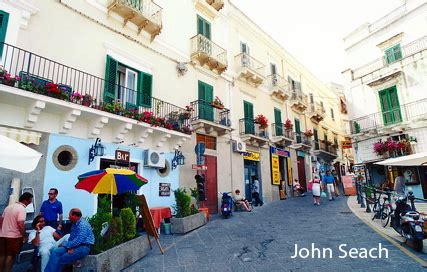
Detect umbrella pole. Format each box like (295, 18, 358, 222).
(111, 179, 113, 215)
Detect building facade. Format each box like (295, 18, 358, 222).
(342, 0, 427, 197)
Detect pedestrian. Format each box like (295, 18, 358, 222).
(311, 175, 322, 205)
(0, 192, 33, 272)
(331, 169, 340, 197)
(323, 170, 335, 201)
(251, 176, 264, 207)
(233, 189, 251, 212)
(293, 179, 305, 197)
(40, 188, 63, 230)
(45, 208, 94, 272)
(394, 169, 405, 195)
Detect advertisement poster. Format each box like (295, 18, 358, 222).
(159, 183, 171, 197)
(271, 154, 280, 185)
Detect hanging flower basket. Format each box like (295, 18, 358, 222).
(303, 129, 314, 137)
(210, 96, 224, 109)
(254, 114, 268, 129)
(284, 119, 293, 130)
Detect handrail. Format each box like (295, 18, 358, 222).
(234, 53, 265, 75)
(189, 99, 231, 127)
(190, 34, 227, 66)
(109, 0, 163, 26)
(267, 74, 289, 91)
(238, 118, 269, 139)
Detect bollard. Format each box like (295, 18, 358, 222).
(365, 186, 372, 213)
(356, 182, 361, 204)
(361, 185, 366, 208)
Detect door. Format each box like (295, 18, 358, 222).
(274, 108, 283, 136)
(295, 118, 301, 143)
(244, 160, 260, 202)
(379, 86, 402, 126)
(241, 42, 250, 67)
(198, 81, 214, 121)
(313, 128, 319, 150)
(197, 16, 211, 55)
(204, 155, 218, 214)
(244, 101, 255, 135)
(297, 157, 307, 192)
(0, 11, 9, 59)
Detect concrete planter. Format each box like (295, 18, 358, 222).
(171, 212, 207, 234)
(74, 235, 149, 272)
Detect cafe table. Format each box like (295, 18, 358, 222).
(149, 206, 172, 230)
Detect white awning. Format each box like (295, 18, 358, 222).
(375, 152, 427, 166)
(0, 135, 43, 173)
(0, 127, 41, 145)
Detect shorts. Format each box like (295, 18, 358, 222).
(0, 237, 23, 257)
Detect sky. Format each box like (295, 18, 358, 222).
(231, 0, 404, 84)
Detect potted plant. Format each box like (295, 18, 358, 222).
(284, 119, 293, 130)
(70, 91, 83, 104)
(82, 94, 95, 107)
(373, 140, 387, 156)
(303, 129, 314, 137)
(171, 188, 207, 234)
(254, 114, 268, 129)
(210, 96, 224, 109)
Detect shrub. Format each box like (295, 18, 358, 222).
(173, 188, 191, 218)
(88, 212, 114, 254)
(109, 216, 123, 245)
(120, 208, 136, 241)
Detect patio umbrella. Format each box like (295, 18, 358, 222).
(375, 152, 427, 166)
(0, 135, 43, 173)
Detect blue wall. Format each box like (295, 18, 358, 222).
(44, 134, 179, 218)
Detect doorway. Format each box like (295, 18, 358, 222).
(297, 157, 306, 192)
(204, 155, 218, 214)
(244, 160, 261, 202)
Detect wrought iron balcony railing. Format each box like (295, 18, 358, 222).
(309, 102, 325, 116)
(189, 100, 231, 127)
(239, 118, 269, 139)
(268, 74, 289, 90)
(350, 98, 427, 134)
(190, 34, 227, 72)
(234, 53, 265, 75)
(291, 91, 308, 103)
(0, 42, 191, 134)
(316, 141, 338, 156)
(271, 123, 295, 139)
(295, 133, 312, 146)
(109, 0, 163, 27)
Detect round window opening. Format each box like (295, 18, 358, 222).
(53, 145, 78, 171)
(157, 160, 170, 177)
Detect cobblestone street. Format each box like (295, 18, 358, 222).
(124, 195, 426, 272)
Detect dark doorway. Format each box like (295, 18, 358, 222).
(204, 155, 218, 214)
(297, 157, 306, 191)
(244, 159, 261, 202)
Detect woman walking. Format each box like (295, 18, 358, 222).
(311, 175, 322, 205)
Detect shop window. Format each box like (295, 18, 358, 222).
(53, 145, 78, 171)
(196, 133, 216, 150)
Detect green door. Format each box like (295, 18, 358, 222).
(274, 108, 282, 136)
(295, 119, 301, 143)
(379, 86, 402, 126)
(197, 16, 211, 55)
(313, 128, 319, 149)
(244, 101, 254, 135)
(198, 81, 214, 122)
(0, 11, 9, 59)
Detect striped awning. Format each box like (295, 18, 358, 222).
(0, 127, 42, 145)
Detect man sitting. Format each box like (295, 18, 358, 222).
(233, 190, 251, 212)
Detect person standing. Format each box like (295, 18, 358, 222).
(251, 176, 264, 207)
(331, 169, 340, 197)
(323, 170, 335, 201)
(45, 208, 94, 272)
(311, 175, 322, 206)
(0, 192, 33, 272)
(394, 170, 405, 195)
(40, 188, 63, 229)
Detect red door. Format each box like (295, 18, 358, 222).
(204, 155, 218, 214)
(297, 157, 307, 191)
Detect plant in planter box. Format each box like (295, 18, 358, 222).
(210, 96, 224, 109)
(104, 100, 126, 115)
(254, 114, 268, 129)
(120, 208, 136, 241)
(82, 94, 95, 107)
(70, 91, 83, 104)
(373, 140, 387, 156)
(173, 188, 192, 218)
(303, 129, 314, 137)
(284, 119, 293, 130)
(181, 125, 192, 135)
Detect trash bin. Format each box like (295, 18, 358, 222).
(163, 223, 171, 235)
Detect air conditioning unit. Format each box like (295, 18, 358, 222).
(233, 140, 246, 153)
(144, 149, 165, 168)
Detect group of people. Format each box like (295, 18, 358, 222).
(0, 188, 94, 272)
(310, 170, 341, 206)
(233, 176, 264, 212)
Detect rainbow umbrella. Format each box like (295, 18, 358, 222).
(75, 168, 148, 195)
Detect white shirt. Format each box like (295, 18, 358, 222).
(253, 180, 260, 193)
(28, 226, 56, 248)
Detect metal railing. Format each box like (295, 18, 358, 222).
(271, 123, 295, 140)
(239, 118, 269, 139)
(109, 0, 163, 26)
(353, 36, 427, 79)
(234, 53, 265, 76)
(295, 133, 312, 146)
(0, 42, 191, 134)
(309, 102, 325, 116)
(291, 90, 308, 104)
(267, 74, 289, 91)
(189, 100, 231, 127)
(190, 34, 227, 67)
(350, 98, 427, 134)
(317, 141, 337, 155)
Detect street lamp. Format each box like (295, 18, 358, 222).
(88, 138, 105, 165)
(171, 149, 185, 170)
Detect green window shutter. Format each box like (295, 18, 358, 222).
(394, 44, 402, 61)
(314, 128, 319, 149)
(104, 55, 118, 103)
(198, 81, 213, 121)
(243, 101, 254, 134)
(274, 108, 282, 124)
(0, 11, 10, 59)
(379, 86, 401, 125)
(295, 119, 301, 143)
(385, 44, 402, 64)
(205, 21, 211, 40)
(197, 16, 204, 35)
(137, 72, 152, 107)
(197, 16, 211, 39)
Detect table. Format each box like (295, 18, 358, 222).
(149, 206, 172, 229)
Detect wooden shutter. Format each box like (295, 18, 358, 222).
(274, 108, 282, 124)
(205, 83, 214, 121)
(137, 72, 152, 107)
(197, 16, 211, 40)
(0, 11, 9, 58)
(197, 16, 204, 35)
(314, 128, 319, 149)
(104, 55, 118, 103)
(295, 119, 301, 143)
(205, 21, 211, 40)
(244, 101, 254, 134)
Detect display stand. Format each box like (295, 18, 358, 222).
(136, 195, 164, 254)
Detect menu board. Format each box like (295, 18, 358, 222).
(353, 165, 366, 184)
(159, 183, 171, 197)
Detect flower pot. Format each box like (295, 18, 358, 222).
(210, 103, 224, 110)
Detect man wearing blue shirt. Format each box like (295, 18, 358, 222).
(322, 170, 335, 201)
(45, 208, 94, 272)
(40, 188, 63, 229)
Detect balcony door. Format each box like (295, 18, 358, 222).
(0, 11, 9, 58)
(197, 16, 211, 55)
(379, 86, 402, 126)
(295, 118, 301, 143)
(274, 108, 283, 136)
(244, 101, 254, 135)
(241, 42, 250, 67)
(314, 128, 319, 150)
(198, 81, 214, 122)
(271, 63, 277, 85)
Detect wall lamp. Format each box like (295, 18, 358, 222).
(88, 138, 105, 165)
(171, 149, 185, 170)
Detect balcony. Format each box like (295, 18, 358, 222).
(0, 43, 191, 146)
(191, 34, 227, 74)
(313, 141, 338, 161)
(291, 133, 312, 151)
(189, 100, 232, 136)
(234, 53, 265, 87)
(268, 74, 290, 102)
(206, 0, 224, 11)
(290, 91, 308, 113)
(239, 118, 269, 147)
(350, 99, 427, 136)
(271, 124, 295, 146)
(108, 0, 163, 40)
(352, 36, 427, 80)
(308, 102, 325, 124)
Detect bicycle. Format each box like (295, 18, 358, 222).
(371, 190, 383, 221)
(380, 196, 394, 227)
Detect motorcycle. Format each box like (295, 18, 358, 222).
(391, 190, 425, 251)
(220, 192, 233, 219)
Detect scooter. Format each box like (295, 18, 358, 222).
(391, 190, 425, 252)
(220, 192, 233, 219)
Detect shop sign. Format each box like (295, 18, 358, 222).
(270, 146, 290, 157)
(271, 154, 280, 185)
(159, 183, 171, 197)
(342, 140, 352, 149)
(192, 164, 207, 170)
(115, 150, 130, 163)
(297, 151, 305, 157)
(243, 151, 260, 161)
(287, 157, 293, 186)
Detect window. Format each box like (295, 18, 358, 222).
(379, 86, 402, 126)
(197, 134, 216, 150)
(309, 93, 314, 104)
(104, 55, 152, 108)
(0, 11, 9, 58)
(53, 145, 78, 171)
(330, 108, 335, 121)
(243, 101, 254, 134)
(313, 128, 319, 149)
(288, 76, 301, 91)
(270, 63, 277, 75)
(198, 81, 214, 121)
(384, 44, 402, 64)
(274, 108, 282, 136)
(197, 15, 211, 39)
(294, 118, 301, 143)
